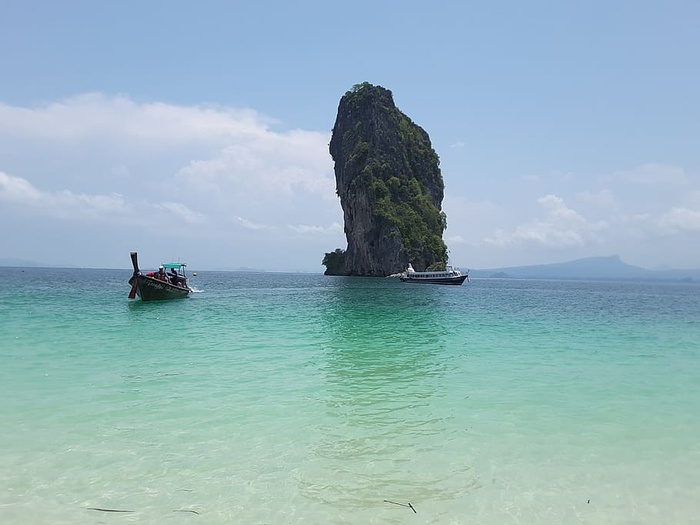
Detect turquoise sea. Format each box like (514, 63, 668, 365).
(1, 267, 699, 524)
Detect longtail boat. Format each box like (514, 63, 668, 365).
(127, 251, 191, 301)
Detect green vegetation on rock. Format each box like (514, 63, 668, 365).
(368, 175, 447, 264)
(322, 248, 346, 275)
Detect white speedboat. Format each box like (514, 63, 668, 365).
(399, 263, 468, 285)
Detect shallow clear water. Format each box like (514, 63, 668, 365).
(1, 268, 699, 524)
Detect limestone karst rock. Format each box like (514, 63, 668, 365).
(324, 82, 448, 276)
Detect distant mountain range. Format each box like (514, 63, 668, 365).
(467, 255, 700, 282)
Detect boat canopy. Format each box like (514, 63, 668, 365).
(162, 262, 186, 270)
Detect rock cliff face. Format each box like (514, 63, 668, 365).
(325, 82, 448, 276)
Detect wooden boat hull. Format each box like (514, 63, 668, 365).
(129, 274, 191, 301)
(400, 275, 468, 285)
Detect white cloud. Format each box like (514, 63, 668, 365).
(658, 207, 700, 232)
(236, 217, 276, 231)
(155, 202, 206, 224)
(0, 171, 43, 202)
(484, 194, 608, 247)
(0, 94, 335, 202)
(176, 131, 335, 198)
(65, 191, 128, 214)
(0, 94, 339, 235)
(0, 93, 269, 145)
(1, 170, 214, 227)
(288, 222, 343, 235)
(0, 171, 130, 217)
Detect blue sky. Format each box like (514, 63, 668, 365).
(1, 0, 698, 271)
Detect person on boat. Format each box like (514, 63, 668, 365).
(155, 266, 167, 281)
(169, 268, 182, 286)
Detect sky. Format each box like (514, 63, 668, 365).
(1, 0, 699, 271)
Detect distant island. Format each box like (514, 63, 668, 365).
(467, 255, 700, 282)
